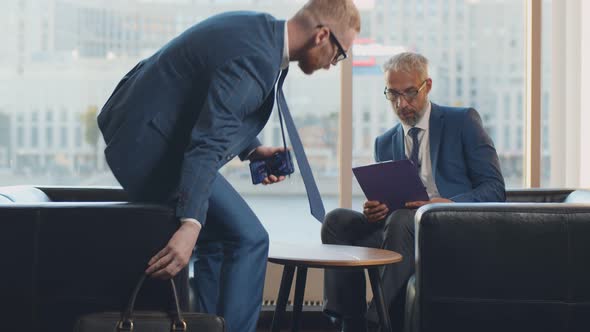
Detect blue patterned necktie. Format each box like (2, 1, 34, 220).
(408, 127, 421, 169)
(276, 68, 326, 223)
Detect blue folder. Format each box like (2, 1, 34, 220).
(352, 159, 429, 211)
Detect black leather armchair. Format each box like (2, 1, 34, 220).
(0, 186, 189, 332)
(405, 189, 590, 332)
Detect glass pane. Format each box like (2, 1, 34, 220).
(541, 0, 552, 186)
(352, 0, 526, 209)
(0, 0, 342, 244)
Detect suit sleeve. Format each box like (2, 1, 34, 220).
(238, 138, 262, 161)
(373, 137, 381, 163)
(176, 56, 268, 224)
(450, 109, 506, 202)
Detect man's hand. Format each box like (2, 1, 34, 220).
(146, 221, 200, 279)
(363, 200, 389, 223)
(405, 197, 453, 209)
(249, 146, 288, 185)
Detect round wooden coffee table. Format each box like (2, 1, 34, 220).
(268, 243, 403, 332)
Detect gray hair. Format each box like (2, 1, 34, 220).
(382, 52, 429, 79)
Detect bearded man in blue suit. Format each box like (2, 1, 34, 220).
(98, 1, 361, 331)
(321, 52, 506, 332)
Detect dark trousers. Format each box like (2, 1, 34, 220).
(321, 208, 416, 332)
(194, 173, 269, 332)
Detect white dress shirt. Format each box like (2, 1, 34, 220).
(281, 21, 290, 70)
(400, 101, 441, 199)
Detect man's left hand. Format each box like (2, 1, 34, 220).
(405, 197, 453, 208)
(249, 146, 288, 185)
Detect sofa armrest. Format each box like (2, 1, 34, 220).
(404, 275, 417, 332)
(0, 202, 189, 331)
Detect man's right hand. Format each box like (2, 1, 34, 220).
(363, 200, 389, 223)
(145, 221, 200, 279)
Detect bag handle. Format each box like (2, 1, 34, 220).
(117, 274, 186, 332)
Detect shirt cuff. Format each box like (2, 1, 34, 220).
(180, 217, 202, 230)
(245, 148, 257, 160)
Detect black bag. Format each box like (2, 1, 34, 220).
(75, 275, 225, 332)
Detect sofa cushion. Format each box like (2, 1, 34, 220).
(0, 186, 51, 203)
(564, 189, 590, 203)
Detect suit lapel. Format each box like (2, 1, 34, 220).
(429, 103, 444, 179)
(391, 125, 405, 161)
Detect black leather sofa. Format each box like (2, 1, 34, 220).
(0, 186, 189, 332)
(405, 189, 590, 332)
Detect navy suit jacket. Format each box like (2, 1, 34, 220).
(98, 12, 284, 223)
(374, 103, 506, 203)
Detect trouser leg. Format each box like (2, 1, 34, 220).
(367, 209, 417, 332)
(321, 208, 383, 320)
(195, 174, 269, 332)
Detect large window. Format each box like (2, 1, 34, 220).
(0, 0, 342, 244)
(0, 0, 566, 238)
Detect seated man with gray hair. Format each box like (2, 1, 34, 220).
(321, 52, 506, 332)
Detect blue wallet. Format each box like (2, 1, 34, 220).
(249, 151, 294, 185)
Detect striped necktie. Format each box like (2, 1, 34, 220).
(408, 127, 421, 169)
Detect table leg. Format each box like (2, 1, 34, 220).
(271, 265, 296, 332)
(291, 267, 308, 332)
(368, 268, 392, 332)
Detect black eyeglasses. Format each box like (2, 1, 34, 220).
(317, 25, 348, 65)
(384, 80, 428, 103)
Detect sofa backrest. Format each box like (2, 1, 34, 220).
(38, 186, 129, 202)
(0, 185, 51, 203)
(505, 189, 574, 203)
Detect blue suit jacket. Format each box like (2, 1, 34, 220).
(374, 103, 506, 202)
(98, 12, 284, 223)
